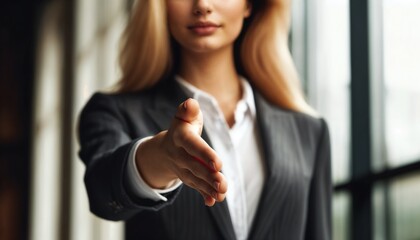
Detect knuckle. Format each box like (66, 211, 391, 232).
(180, 130, 194, 144)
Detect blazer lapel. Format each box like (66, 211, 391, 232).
(248, 92, 303, 240)
(145, 78, 236, 240)
(145, 79, 188, 131)
(207, 197, 237, 240)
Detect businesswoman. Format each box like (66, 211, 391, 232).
(78, 0, 332, 239)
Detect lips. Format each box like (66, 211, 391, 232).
(188, 21, 221, 36)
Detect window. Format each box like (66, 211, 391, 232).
(383, 0, 420, 167)
(291, 0, 351, 238)
(292, 0, 420, 239)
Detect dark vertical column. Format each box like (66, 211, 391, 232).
(350, 1, 373, 240)
(0, 1, 44, 239)
(59, 0, 75, 239)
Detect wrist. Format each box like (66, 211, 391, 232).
(135, 132, 178, 189)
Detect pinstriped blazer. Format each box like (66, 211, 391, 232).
(78, 76, 332, 240)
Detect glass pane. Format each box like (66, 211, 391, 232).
(384, 0, 420, 166)
(389, 173, 420, 240)
(373, 182, 389, 240)
(333, 192, 350, 240)
(308, 0, 351, 183)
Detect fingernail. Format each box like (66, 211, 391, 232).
(213, 181, 220, 191)
(183, 99, 188, 109)
(205, 196, 211, 206)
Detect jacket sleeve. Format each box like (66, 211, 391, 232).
(304, 118, 332, 240)
(78, 93, 182, 221)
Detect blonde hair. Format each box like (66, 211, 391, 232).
(118, 0, 171, 90)
(118, 0, 317, 116)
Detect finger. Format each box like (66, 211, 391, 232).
(178, 169, 225, 202)
(205, 195, 216, 206)
(176, 166, 226, 204)
(175, 150, 228, 194)
(174, 98, 203, 135)
(197, 189, 216, 207)
(172, 129, 222, 172)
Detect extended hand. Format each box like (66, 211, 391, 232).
(136, 98, 227, 206)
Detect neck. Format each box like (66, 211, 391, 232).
(177, 46, 242, 127)
(178, 46, 241, 103)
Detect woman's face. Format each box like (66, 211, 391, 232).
(165, 0, 251, 54)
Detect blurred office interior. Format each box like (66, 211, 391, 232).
(1, 0, 419, 239)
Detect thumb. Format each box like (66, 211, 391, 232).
(174, 98, 203, 135)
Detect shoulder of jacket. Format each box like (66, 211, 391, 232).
(87, 87, 158, 109)
(280, 108, 327, 141)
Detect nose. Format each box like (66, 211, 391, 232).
(193, 0, 213, 16)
